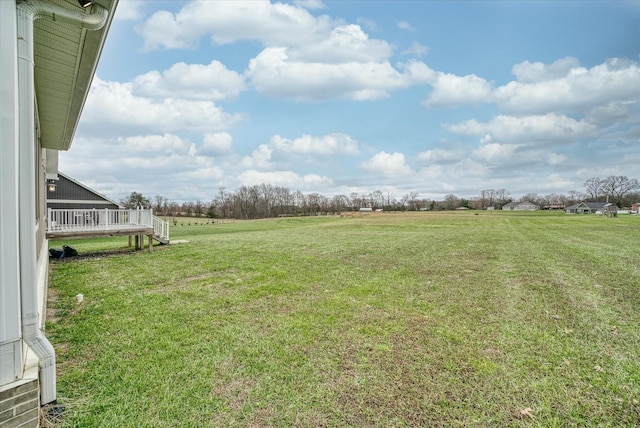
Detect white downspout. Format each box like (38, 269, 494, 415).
(16, 0, 109, 405)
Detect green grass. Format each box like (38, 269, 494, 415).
(46, 212, 640, 427)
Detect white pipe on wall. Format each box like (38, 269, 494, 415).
(16, 0, 109, 405)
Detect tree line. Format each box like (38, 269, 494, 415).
(119, 175, 640, 220)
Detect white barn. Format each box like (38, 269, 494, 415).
(0, 1, 117, 425)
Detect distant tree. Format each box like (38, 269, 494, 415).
(494, 189, 511, 208)
(479, 189, 496, 209)
(520, 192, 543, 206)
(154, 194, 166, 215)
(331, 194, 349, 213)
(121, 191, 150, 209)
(443, 194, 460, 210)
(206, 201, 216, 219)
(602, 175, 640, 207)
(584, 177, 606, 201)
(566, 190, 585, 206)
(194, 200, 204, 217)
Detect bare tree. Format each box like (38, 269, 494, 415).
(494, 189, 511, 208)
(602, 175, 640, 207)
(443, 194, 460, 210)
(584, 177, 605, 201)
(154, 194, 166, 215)
(479, 189, 496, 209)
(194, 200, 204, 217)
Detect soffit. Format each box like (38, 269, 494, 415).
(33, 0, 117, 151)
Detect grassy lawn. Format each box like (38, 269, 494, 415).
(46, 212, 640, 427)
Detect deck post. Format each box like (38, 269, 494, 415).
(148, 234, 153, 253)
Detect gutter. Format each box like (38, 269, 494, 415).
(16, 0, 109, 405)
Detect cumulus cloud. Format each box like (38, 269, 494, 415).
(402, 41, 428, 57)
(511, 57, 581, 83)
(247, 48, 431, 101)
(493, 58, 640, 115)
(115, 0, 145, 21)
(200, 133, 233, 156)
(81, 77, 243, 137)
(423, 72, 492, 108)
(361, 152, 413, 177)
(288, 24, 392, 64)
(294, 0, 325, 10)
(60, 134, 223, 201)
(397, 21, 415, 31)
(446, 114, 598, 144)
(241, 144, 274, 169)
(418, 147, 465, 163)
(137, 1, 332, 50)
(472, 143, 518, 164)
(138, 2, 434, 102)
(269, 133, 360, 156)
(238, 170, 333, 189)
(133, 61, 246, 101)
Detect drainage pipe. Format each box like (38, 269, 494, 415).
(16, 0, 109, 405)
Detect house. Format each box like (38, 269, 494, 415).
(0, 1, 118, 426)
(47, 171, 122, 210)
(564, 202, 610, 214)
(502, 201, 540, 211)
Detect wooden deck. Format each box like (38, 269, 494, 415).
(46, 226, 156, 252)
(46, 208, 170, 252)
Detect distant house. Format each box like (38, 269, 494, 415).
(564, 202, 609, 214)
(502, 201, 539, 211)
(47, 172, 121, 210)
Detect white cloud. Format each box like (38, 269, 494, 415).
(138, 2, 433, 102)
(287, 24, 392, 64)
(115, 0, 145, 21)
(133, 61, 246, 101)
(397, 21, 415, 31)
(200, 133, 233, 156)
(60, 134, 223, 202)
(548, 152, 567, 165)
(238, 170, 333, 189)
(402, 41, 428, 57)
(294, 0, 326, 10)
(511, 57, 581, 83)
(138, 1, 333, 50)
(423, 72, 492, 108)
(418, 147, 465, 163)
(80, 77, 243, 137)
(417, 164, 444, 179)
(446, 114, 598, 144)
(247, 48, 429, 101)
(493, 58, 640, 115)
(361, 152, 413, 177)
(473, 143, 518, 164)
(123, 134, 193, 155)
(241, 144, 274, 169)
(269, 133, 360, 156)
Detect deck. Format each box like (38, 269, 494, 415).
(46, 208, 170, 252)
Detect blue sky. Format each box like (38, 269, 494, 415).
(62, 0, 640, 203)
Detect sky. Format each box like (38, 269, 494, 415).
(61, 0, 640, 204)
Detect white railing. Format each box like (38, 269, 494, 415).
(152, 215, 170, 241)
(47, 208, 169, 241)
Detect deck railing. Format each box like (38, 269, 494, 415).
(47, 208, 170, 241)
